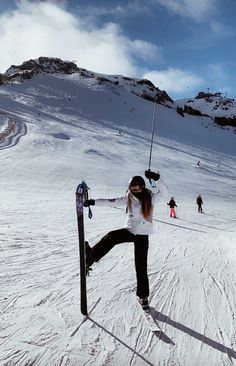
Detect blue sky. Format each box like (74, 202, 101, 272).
(0, 0, 236, 99)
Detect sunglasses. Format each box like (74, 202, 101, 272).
(129, 185, 142, 192)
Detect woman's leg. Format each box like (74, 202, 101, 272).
(134, 235, 149, 298)
(91, 228, 135, 263)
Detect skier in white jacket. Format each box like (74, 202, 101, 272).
(83, 175, 159, 308)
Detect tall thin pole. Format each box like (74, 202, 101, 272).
(148, 101, 157, 170)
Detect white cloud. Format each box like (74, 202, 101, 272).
(75, 2, 151, 19)
(210, 20, 236, 36)
(207, 63, 232, 96)
(143, 68, 204, 95)
(130, 40, 163, 63)
(0, 0, 163, 76)
(208, 63, 226, 79)
(156, 0, 218, 22)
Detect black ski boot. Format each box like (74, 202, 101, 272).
(138, 297, 149, 310)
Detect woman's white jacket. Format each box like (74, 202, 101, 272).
(94, 189, 159, 235)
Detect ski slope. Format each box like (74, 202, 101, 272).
(0, 71, 236, 366)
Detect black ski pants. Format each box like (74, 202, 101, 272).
(91, 228, 149, 298)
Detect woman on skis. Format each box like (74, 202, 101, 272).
(83, 174, 160, 309)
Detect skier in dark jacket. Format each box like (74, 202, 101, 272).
(83, 175, 160, 309)
(196, 194, 203, 213)
(167, 197, 177, 218)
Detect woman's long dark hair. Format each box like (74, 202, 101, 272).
(127, 188, 153, 220)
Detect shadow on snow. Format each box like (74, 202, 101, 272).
(150, 307, 236, 360)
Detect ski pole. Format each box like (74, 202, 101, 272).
(148, 101, 157, 170)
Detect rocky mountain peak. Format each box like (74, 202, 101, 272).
(4, 57, 79, 79)
(1, 57, 173, 106)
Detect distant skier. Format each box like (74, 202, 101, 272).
(83, 174, 160, 309)
(196, 194, 203, 213)
(197, 161, 201, 167)
(167, 197, 177, 218)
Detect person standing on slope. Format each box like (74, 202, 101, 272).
(167, 197, 177, 218)
(196, 194, 203, 213)
(83, 175, 160, 309)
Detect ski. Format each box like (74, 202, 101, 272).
(142, 308, 162, 332)
(76, 180, 90, 316)
(138, 303, 162, 333)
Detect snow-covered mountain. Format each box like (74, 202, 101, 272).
(175, 92, 236, 129)
(0, 57, 236, 366)
(1, 57, 173, 106)
(2, 57, 236, 133)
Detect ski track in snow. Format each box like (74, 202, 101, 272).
(0, 74, 236, 366)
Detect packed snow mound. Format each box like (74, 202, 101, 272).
(0, 112, 26, 149)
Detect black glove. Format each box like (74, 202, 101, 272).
(83, 199, 95, 207)
(145, 169, 160, 181)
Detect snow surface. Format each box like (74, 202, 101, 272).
(0, 70, 236, 366)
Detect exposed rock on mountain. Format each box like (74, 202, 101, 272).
(1, 57, 236, 131)
(5, 57, 79, 78)
(2, 57, 173, 106)
(175, 91, 236, 129)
